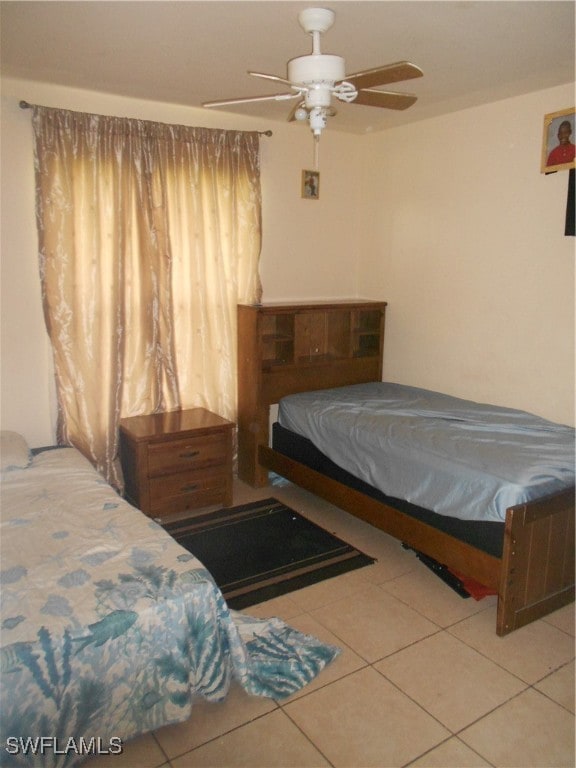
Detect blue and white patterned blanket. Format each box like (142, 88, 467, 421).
(0, 448, 339, 767)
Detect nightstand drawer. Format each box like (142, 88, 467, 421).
(149, 465, 227, 515)
(148, 433, 227, 476)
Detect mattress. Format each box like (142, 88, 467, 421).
(272, 422, 505, 557)
(277, 382, 575, 524)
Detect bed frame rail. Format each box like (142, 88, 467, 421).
(260, 446, 501, 590)
(260, 445, 575, 636)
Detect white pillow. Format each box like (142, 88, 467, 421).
(0, 431, 32, 471)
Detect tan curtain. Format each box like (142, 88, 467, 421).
(32, 106, 262, 487)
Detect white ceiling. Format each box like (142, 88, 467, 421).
(1, 1, 574, 134)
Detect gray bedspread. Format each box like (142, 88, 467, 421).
(278, 382, 575, 523)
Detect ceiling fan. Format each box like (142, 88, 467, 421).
(203, 7, 423, 140)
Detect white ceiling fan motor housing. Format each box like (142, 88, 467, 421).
(288, 54, 345, 107)
(288, 54, 345, 85)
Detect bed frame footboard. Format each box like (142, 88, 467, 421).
(260, 445, 575, 636)
(497, 487, 575, 635)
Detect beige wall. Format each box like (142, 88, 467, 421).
(358, 83, 574, 425)
(1, 77, 574, 449)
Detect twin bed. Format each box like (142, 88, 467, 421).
(259, 381, 575, 636)
(0, 431, 338, 767)
(236, 300, 574, 637)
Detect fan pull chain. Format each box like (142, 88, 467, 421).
(314, 136, 320, 170)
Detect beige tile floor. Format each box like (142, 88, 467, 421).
(87, 479, 575, 768)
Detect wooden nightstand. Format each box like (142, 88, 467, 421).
(119, 408, 234, 518)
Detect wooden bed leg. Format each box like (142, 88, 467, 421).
(237, 406, 270, 487)
(497, 490, 575, 636)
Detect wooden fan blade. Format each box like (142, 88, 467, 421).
(249, 71, 293, 87)
(345, 61, 423, 90)
(353, 89, 417, 110)
(203, 92, 297, 108)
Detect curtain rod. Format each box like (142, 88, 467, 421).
(19, 101, 273, 136)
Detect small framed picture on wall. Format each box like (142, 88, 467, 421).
(541, 107, 575, 173)
(302, 170, 320, 199)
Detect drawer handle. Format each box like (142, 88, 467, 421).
(180, 450, 200, 459)
(181, 483, 199, 493)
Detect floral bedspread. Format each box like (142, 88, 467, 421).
(0, 448, 338, 767)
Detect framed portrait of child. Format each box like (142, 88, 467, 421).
(541, 107, 575, 173)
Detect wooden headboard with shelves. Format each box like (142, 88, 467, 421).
(237, 300, 386, 486)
